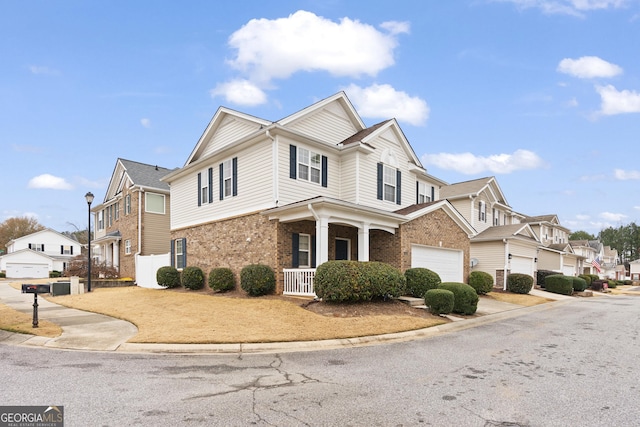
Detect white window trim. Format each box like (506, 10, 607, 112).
(124, 239, 131, 255)
(223, 159, 233, 198)
(124, 194, 131, 215)
(418, 182, 430, 204)
(383, 165, 396, 203)
(335, 237, 351, 260)
(298, 233, 311, 268)
(298, 148, 321, 185)
(479, 201, 486, 222)
(145, 192, 166, 214)
(175, 239, 185, 269)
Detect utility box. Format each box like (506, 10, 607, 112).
(21, 284, 51, 294)
(51, 282, 71, 296)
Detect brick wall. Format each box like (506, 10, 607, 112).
(116, 188, 140, 280)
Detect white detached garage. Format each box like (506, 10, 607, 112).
(411, 244, 464, 283)
(1, 249, 53, 279)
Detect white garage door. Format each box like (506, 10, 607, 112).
(6, 263, 49, 279)
(411, 245, 463, 283)
(510, 256, 533, 277)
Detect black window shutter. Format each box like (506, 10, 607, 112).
(311, 235, 316, 268)
(289, 145, 297, 179)
(71, 246, 73, 255)
(396, 170, 401, 205)
(431, 186, 435, 202)
(208, 167, 213, 203)
(219, 163, 224, 200)
(292, 233, 299, 268)
(377, 163, 383, 200)
(61, 245, 64, 255)
(321, 156, 328, 187)
(416, 181, 420, 204)
(28, 243, 32, 249)
(478, 201, 482, 220)
(232, 157, 238, 196)
(170, 240, 175, 267)
(42, 244, 44, 251)
(182, 238, 187, 267)
(197, 173, 202, 206)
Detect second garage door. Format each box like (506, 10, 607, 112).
(6, 263, 49, 279)
(411, 245, 463, 283)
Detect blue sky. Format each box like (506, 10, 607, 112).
(2, 0, 640, 236)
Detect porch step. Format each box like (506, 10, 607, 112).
(397, 296, 425, 307)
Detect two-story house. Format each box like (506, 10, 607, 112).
(440, 177, 541, 289)
(162, 92, 476, 295)
(0, 228, 81, 278)
(569, 240, 603, 276)
(91, 158, 173, 281)
(522, 215, 582, 276)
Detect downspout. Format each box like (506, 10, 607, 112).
(503, 239, 509, 291)
(266, 129, 278, 207)
(134, 188, 143, 283)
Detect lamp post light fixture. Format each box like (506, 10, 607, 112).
(85, 192, 94, 292)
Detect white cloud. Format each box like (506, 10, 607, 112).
(596, 85, 640, 115)
(614, 168, 640, 180)
(140, 118, 151, 128)
(576, 214, 590, 220)
(421, 149, 546, 174)
(566, 97, 579, 107)
(210, 79, 267, 106)
(496, 0, 628, 16)
(28, 65, 60, 75)
(226, 10, 408, 83)
(344, 84, 429, 126)
(28, 174, 73, 190)
(557, 56, 623, 79)
(600, 211, 627, 221)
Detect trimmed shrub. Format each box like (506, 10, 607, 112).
(240, 264, 275, 296)
(208, 267, 235, 292)
(607, 280, 617, 289)
(156, 266, 181, 288)
(424, 289, 455, 315)
(545, 274, 573, 295)
(182, 266, 205, 290)
(49, 270, 62, 278)
(315, 260, 405, 302)
(468, 271, 494, 295)
(438, 282, 479, 315)
(578, 274, 592, 286)
(507, 273, 534, 294)
(0, 271, 5, 278)
(536, 270, 559, 288)
(571, 276, 588, 292)
(404, 268, 441, 298)
(588, 274, 600, 284)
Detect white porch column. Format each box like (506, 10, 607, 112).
(358, 222, 370, 262)
(316, 216, 330, 266)
(113, 241, 120, 269)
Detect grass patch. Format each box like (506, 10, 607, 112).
(0, 303, 62, 337)
(487, 291, 553, 306)
(49, 287, 445, 344)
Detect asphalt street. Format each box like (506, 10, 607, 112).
(1, 294, 638, 426)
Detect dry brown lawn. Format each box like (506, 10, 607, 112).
(47, 287, 447, 344)
(0, 303, 62, 337)
(608, 285, 640, 295)
(486, 291, 553, 306)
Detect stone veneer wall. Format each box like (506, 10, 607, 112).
(172, 212, 280, 292)
(117, 187, 140, 280)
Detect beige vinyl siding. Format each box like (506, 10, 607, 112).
(470, 241, 506, 284)
(286, 103, 359, 144)
(473, 192, 493, 234)
(338, 150, 359, 203)
(170, 139, 274, 230)
(142, 198, 171, 255)
(538, 249, 561, 271)
(277, 136, 341, 206)
(201, 116, 261, 159)
(448, 199, 473, 223)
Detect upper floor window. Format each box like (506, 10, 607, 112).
(145, 192, 165, 214)
(29, 243, 44, 252)
(107, 204, 113, 227)
(493, 208, 500, 226)
(114, 201, 120, 221)
(219, 157, 238, 200)
(478, 201, 486, 222)
(98, 210, 104, 230)
(124, 194, 131, 215)
(377, 163, 401, 205)
(289, 145, 328, 187)
(417, 182, 431, 204)
(201, 169, 209, 204)
(61, 245, 73, 255)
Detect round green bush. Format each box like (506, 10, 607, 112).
(571, 276, 588, 292)
(315, 260, 405, 302)
(536, 269, 558, 288)
(182, 266, 205, 290)
(468, 271, 494, 295)
(240, 264, 275, 296)
(156, 266, 181, 288)
(404, 268, 441, 298)
(424, 289, 454, 315)
(607, 280, 617, 289)
(507, 273, 534, 294)
(438, 282, 479, 315)
(578, 274, 592, 286)
(545, 274, 573, 295)
(208, 267, 235, 292)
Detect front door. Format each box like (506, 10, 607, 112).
(335, 238, 350, 260)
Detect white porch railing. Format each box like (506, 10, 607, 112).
(283, 268, 316, 296)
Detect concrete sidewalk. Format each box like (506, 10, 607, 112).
(0, 280, 575, 354)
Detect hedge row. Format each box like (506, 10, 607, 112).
(314, 261, 405, 302)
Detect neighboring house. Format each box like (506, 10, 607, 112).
(629, 259, 640, 280)
(569, 240, 603, 276)
(522, 215, 582, 276)
(0, 228, 81, 278)
(601, 245, 620, 279)
(161, 92, 476, 295)
(91, 158, 173, 281)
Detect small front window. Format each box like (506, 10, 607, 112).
(298, 234, 310, 268)
(175, 239, 185, 269)
(125, 239, 131, 255)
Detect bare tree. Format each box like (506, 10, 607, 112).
(0, 216, 46, 253)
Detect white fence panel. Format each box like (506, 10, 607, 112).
(283, 268, 316, 296)
(136, 253, 170, 288)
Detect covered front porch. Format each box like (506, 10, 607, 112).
(264, 197, 405, 296)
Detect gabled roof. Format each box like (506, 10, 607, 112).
(545, 243, 574, 253)
(472, 223, 540, 244)
(7, 228, 81, 248)
(522, 214, 559, 224)
(440, 176, 509, 207)
(0, 248, 55, 261)
(278, 91, 366, 130)
(104, 158, 172, 203)
(396, 200, 476, 237)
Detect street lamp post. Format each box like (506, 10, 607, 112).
(85, 192, 94, 292)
